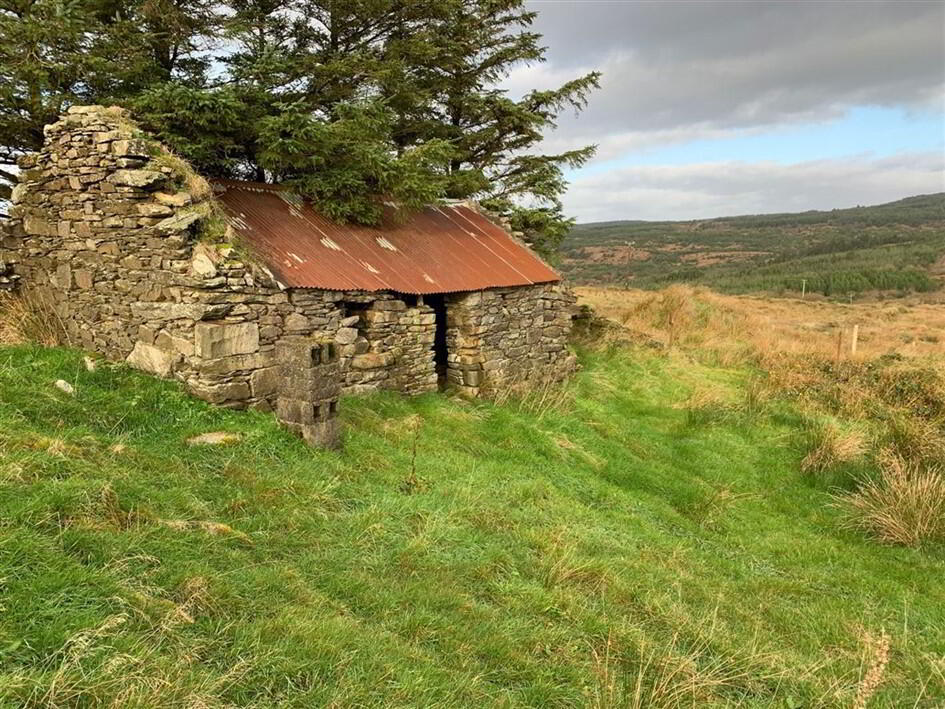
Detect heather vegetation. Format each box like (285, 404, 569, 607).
(1, 286, 943, 707)
(562, 193, 945, 298)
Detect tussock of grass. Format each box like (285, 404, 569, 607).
(147, 149, 212, 201)
(588, 621, 782, 708)
(801, 421, 867, 475)
(145, 146, 233, 245)
(884, 414, 945, 469)
(0, 291, 69, 346)
(678, 387, 732, 426)
(837, 453, 945, 547)
(489, 373, 574, 418)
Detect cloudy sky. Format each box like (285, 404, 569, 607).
(508, 0, 945, 223)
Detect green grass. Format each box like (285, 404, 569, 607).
(0, 345, 942, 706)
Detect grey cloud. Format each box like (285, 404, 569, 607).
(564, 152, 945, 222)
(507, 1, 944, 147)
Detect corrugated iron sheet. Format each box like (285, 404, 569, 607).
(212, 179, 561, 294)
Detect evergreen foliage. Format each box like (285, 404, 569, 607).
(0, 0, 598, 250)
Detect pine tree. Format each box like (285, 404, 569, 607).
(3, 0, 599, 249)
(386, 0, 600, 255)
(134, 0, 453, 223)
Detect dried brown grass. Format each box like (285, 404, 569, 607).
(884, 415, 945, 469)
(801, 422, 867, 475)
(836, 452, 945, 547)
(0, 290, 69, 346)
(577, 285, 945, 549)
(148, 149, 212, 200)
(588, 624, 780, 708)
(578, 285, 945, 361)
(852, 629, 890, 709)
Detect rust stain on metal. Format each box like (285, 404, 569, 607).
(212, 179, 561, 294)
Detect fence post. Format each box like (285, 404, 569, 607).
(835, 327, 844, 361)
(851, 324, 859, 356)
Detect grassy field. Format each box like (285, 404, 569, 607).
(576, 286, 945, 361)
(1, 296, 944, 706)
(561, 193, 945, 298)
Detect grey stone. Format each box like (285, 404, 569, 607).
(23, 216, 56, 236)
(351, 353, 395, 370)
(156, 210, 202, 234)
(300, 419, 341, 450)
(190, 380, 251, 404)
(284, 312, 310, 332)
(187, 431, 242, 445)
(54, 379, 75, 395)
(155, 330, 195, 357)
(74, 270, 93, 290)
(250, 367, 281, 398)
(194, 322, 259, 359)
(277, 398, 315, 425)
(191, 250, 217, 278)
(126, 341, 179, 377)
(335, 327, 358, 345)
(196, 352, 271, 375)
(154, 191, 193, 207)
(138, 203, 174, 217)
(10, 183, 27, 204)
(110, 169, 165, 189)
(53, 263, 72, 290)
(111, 139, 151, 159)
(66, 105, 104, 115)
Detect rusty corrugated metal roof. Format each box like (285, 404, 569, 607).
(212, 179, 560, 294)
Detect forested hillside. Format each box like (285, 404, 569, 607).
(561, 193, 945, 297)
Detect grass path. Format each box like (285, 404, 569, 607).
(0, 344, 942, 706)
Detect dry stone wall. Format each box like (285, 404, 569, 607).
(0, 260, 16, 291)
(445, 283, 578, 396)
(345, 299, 437, 395)
(1, 105, 577, 447)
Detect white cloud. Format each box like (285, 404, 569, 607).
(500, 2, 945, 220)
(565, 152, 945, 222)
(507, 1, 945, 155)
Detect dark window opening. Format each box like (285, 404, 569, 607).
(425, 294, 449, 389)
(342, 301, 371, 323)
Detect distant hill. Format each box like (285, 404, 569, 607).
(560, 193, 945, 298)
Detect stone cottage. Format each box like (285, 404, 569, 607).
(0, 106, 577, 447)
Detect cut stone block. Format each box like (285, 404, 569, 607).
(126, 341, 178, 377)
(194, 322, 259, 359)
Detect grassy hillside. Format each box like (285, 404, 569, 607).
(1, 334, 943, 706)
(561, 193, 945, 298)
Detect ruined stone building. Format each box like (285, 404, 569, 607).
(1, 106, 577, 447)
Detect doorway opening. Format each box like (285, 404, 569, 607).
(425, 294, 449, 388)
